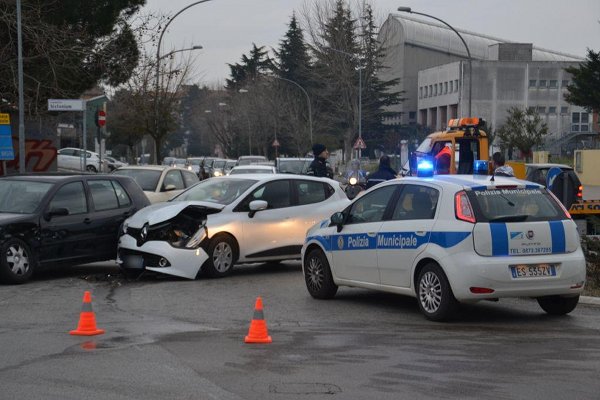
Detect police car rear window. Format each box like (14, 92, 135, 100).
(467, 188, 565, 222)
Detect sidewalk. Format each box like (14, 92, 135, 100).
(580, 296, 600, 306)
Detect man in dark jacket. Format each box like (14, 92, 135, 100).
(366, 155, 397, 189)
(307, 143, 332, 178)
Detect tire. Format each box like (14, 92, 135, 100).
(86, 165, 97, 173)
(537, 295, 579, 315)
(0, 238, 36, 284)
(304, 248, 337, 299)
(202, 234, 238, 278)
(416, 263, 458, 321)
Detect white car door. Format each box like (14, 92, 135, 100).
(238, 180, 299, 258)
(377, 183, 440, 287)
(330, 185, 397, 284)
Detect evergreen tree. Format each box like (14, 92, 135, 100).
(564, 49, 600, 113)
(226, 44, 272, 90)
(273, 13, 311, 85)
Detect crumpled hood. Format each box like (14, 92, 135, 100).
(126, 201, 225, 227)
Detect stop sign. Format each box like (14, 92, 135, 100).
(96, 110, 106, 127)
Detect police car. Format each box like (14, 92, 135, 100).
(301, 167, 586, 321)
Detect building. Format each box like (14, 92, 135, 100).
(378, 14, 594, 154)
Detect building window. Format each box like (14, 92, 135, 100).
(571, 112, 590, 132)
(561, 106, 569, 114)
(549, 80, 558, 88)
(419, 87, 423, 99)
(582, 113, 589, 124)
(548, 106, 557, 114)
(581, 125, 589, 132)
(529, 79, 537, 88)
(449, 81, 453, 92)
(561, 80, 569, 88)
(454, 80, 459, 92)
(527, 106, 536, 113)
(537, 106, 546, 114)
(572, 124, 580, 132)
(429, 85, 433, 97)
(539, 80, 547, 88)
(444, 82, 448, 94)
(409, 112, 416, 120)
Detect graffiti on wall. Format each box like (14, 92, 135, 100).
(0, 137, 57, 175)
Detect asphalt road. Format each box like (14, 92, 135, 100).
(1, 261, 600, 400)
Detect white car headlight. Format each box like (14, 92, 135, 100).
(213, 171, 223, 177)
(185, 226, 208, 249)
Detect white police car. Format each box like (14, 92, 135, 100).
(302, 173, 586, 321)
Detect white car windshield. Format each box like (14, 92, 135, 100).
(113, 169, 161, 191)
(0, 180, 53, 213)
(174, 178, 258, 205)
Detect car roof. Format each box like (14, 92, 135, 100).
(232, 165, 274, 169)
(525, 163, 572, 169)
(216, 173, 339, 185)
(386, 174, 543, 191)
(115, 165, 185, 171)
(0, 173, 121, 183)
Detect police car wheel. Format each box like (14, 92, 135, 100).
(417, 263, 458, 321)
(304, 248, 337, 299)
(537, 295, 579, 315)
(202, 234, 238, 278)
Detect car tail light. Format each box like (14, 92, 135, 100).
(455, 191, 476, 223)
(577, 185, 583, 198)
(470, 287, 495, 294)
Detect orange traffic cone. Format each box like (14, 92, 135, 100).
(70, 291, 105, 336)
(244, 297, 272, 344)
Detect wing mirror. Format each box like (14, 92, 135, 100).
(44, 207, 69, 221)
(248, 200, 268, 218)
(330, 212, 345, 232)
(163, 184, 177, 192)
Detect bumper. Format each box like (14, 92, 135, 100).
(443, 249, 587, 301)
(117, 234, 209, 280)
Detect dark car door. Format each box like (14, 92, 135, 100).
(87, 178, 136, 259)
(38, 180, 97, 265)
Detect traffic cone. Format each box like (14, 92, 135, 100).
(244, 297, 272, 344)
(70, 291, 105, 336)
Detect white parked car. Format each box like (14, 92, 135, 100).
(228, 165, 277, 175)
(302, 174, 586, 321)
(104, 156, 128, 171)
(112, 165, 199, 204)
(118, 175, 350, 279)
(57, 148, 103, 172)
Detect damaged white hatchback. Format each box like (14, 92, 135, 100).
(117, 174, 350, 279)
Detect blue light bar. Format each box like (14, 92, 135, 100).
(473, 160, 489, 175)
(417, 158, 434, 177)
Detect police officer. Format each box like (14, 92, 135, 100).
(366, 155, 397, 189)
(307, 143, 332, 178)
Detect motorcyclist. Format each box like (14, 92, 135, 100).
(345, 159, 367, 181)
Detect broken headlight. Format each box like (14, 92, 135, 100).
(185, 226, 208, 249)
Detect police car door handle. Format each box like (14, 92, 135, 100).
(367, 232, 377, 237)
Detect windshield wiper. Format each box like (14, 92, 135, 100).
(488, 214, 528, 222)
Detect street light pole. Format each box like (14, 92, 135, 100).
(267, 75, 313, 145)
(324, 47, 363, 157)
(155, 0, 212, 163)
(16, 0, 25, 173)
(397, 7, 472, 116)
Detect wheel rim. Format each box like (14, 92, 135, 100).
(306, 254, 324, 292)
(419, 271, 442, 314)
(212, 242, 233, 273)
(86, 166, 96, 172)
(6, 244, 30, 276)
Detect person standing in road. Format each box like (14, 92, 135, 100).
(307, 143, 332, 178)
(366, 155, 397, 189)
(491, 152, 514, 177)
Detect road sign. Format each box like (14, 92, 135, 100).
(353, 137, 366, 150)
(96, 110, 106, 127)
(272, 139, 280, 147)
(546, 167, 562, 190)
(48, 99, 85, 111)
(0, 113, 14, 161)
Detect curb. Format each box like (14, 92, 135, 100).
(580, 296, 600, 306)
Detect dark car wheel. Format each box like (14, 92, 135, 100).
(86, 165, 97, 173)
(0, 238, 35, 284)
(416, 263, 458, 321)
(304, 248, 338, 299)
(202, 234, 238, 278)
(537, 295, 579, 315)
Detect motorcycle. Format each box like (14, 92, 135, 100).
(342, 170, 367, 200)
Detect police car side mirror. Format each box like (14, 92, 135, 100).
(330, 212, 345, 232)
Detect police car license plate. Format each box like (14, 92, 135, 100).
(126, 255, 144, 269)
(510, 264, 557, 278)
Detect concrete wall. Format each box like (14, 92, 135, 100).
(574, 150, 600, 185)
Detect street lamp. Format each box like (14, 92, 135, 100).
(397, 6, 472, 116)
(266, 75, 313, 145)
(160, 45, 203, 61)
(154, 0, 213, 163)
(324, 46, 363, 157)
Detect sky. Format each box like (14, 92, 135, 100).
(143, 0, 600, 86)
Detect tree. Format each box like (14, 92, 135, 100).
(497, 107, 549, 160)
(564, 49, 600, 113)
(225, 44, 272, 90)
(273, 13, 311, 85)
(0, 0, 144, 115)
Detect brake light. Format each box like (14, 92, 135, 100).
(470, 287, 495, 294)
(577, 185, 583, 198)
(455, 191, 476, 223)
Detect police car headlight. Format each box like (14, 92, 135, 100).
(349, 177, 358, 185)
(185, 226, 208, 249)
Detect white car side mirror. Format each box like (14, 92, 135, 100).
(248, 200, 268, 218)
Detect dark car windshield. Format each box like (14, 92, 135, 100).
(112, 169, 161, 191)
(468, 187, 565, 222)
(277, 159, 311, 174)
(0, 180, 53, 214)
(173, 178, 257, 205)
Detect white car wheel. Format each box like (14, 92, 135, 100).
(203, 234, 237, 278)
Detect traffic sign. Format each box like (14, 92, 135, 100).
(546, 167, 562, 190)
(0, 113, 14, 161)
(96, 110, 106, 127)
(353, 137, 366, 150)
(48, 99, 85, 111)
(272, 139, 280, 147)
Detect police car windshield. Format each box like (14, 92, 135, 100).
(468, 188, 565, 222)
